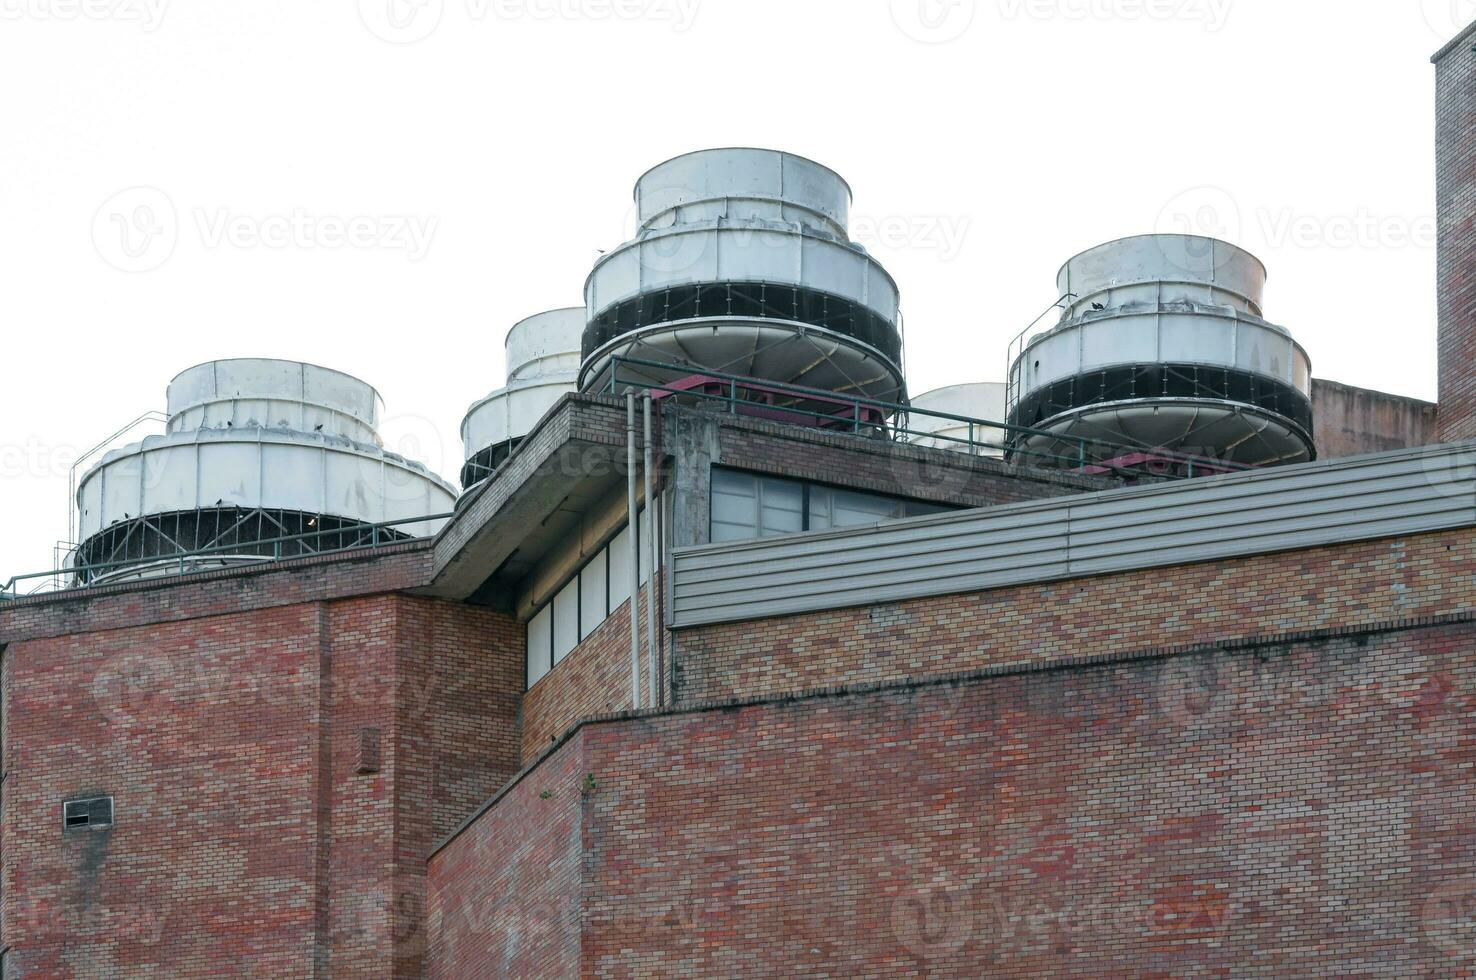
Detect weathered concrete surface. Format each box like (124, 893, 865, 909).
(1311, 378, 1437, 459)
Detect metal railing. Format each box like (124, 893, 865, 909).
(605, 355, 1094, 469)
(603, 356, 1248, 478)
(0, 513, 451, 601)
(1004, 293, 1076, 419)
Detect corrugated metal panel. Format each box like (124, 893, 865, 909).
(670, 443, 1476, 628)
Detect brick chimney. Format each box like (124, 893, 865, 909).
(1435, 21, 1476, 441)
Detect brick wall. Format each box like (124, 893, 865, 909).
(1437, 31, 1476, 441)
(2, 604, 327, 977)
(426, 736, 586, 978)
(673, 527, 1476, 706)
(430, 615, 1476, 976)
(520, 582, 663, 764)
(0, 588, 521, 978)
(711, 412, 1108, 508)
(0, 544, 434, 647)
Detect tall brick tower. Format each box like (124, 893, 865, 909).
(1436, 21, 1476, 441)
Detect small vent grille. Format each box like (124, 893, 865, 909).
(63, 796, 113, 831)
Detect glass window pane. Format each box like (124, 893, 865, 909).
(711, 468, 759, 542)
(608, 523, 634, 608)
(553, 578, 579, 664)
(808, 486, 833, 531)
(903, 500, 953, 519)
(830, 489, 900, 528)
(527, 605, 552, 688)
(580, 551, 608, 640)
(638, 508, 653, 585)
(759, 477, 804, 536)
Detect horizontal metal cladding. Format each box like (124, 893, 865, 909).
(669, 442, 1476, 627)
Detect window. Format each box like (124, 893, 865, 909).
(579, 553, 607, 642)
(711, 468, 958, 542)
(608, 522, 634, 609)
(552, 578, 580, 665)
(526, 606, 553, 688)
(524, 506, 653, 691)
(63, 796, 114, 831)
(712, 468, 805, 542)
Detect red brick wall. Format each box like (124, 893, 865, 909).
(1437, 36, 1476, 442)
(2, 604, 327, 977)
(426, 734, 586, 979)
(674, 528, 1476, 706)
(430, 616, 1476, 976)
(520, 582, 663, 764)
(0, 590, 521, 978)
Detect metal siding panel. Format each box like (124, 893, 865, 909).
(669, 445, 1476, 628)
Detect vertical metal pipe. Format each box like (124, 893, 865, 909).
(626, 391, 642, 711)
(643, 393, 659, 709)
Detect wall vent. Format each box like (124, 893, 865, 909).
(63, 796, 113, 831)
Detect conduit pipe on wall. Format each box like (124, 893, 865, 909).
(626, 391, 643, 710)
(643, 392, 659, 709)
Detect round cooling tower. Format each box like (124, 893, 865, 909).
(1007, 235, 1315, 469)
(909, 383, 1008, 456)
(460, 308, 584, 489)
(75, 359, 457, 584)
(579, 148, 907, 405)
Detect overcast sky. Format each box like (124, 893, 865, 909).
(0, 0, 1462, 578)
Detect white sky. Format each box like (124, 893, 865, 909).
(0, 0, 1462, 578)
